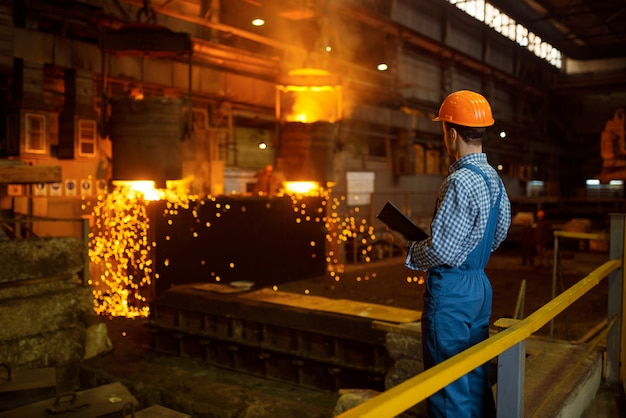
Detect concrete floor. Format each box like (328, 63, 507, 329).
(584, 383, 624, 418)
(78, 247, 619, 417)
(81, 317, 624, 418)
(81, 316, 341, 418)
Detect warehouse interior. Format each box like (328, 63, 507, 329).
(1, 0, 625, 201)
(1, 0, 626, 417)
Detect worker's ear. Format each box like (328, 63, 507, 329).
(449, 127, 458, 143)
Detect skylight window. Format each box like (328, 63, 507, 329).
(447, 0, 562, 68)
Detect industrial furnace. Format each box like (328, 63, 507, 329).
(149, 195, 328, 297)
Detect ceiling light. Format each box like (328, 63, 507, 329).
(251, 18, 265, 27)
(377, 63, 388, 71)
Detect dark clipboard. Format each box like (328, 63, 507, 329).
(376, 201, 429, 241)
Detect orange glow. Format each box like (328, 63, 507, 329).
(112, 180, 159, 201)
(277, 68, 341, 123)
(89, 178, 419, 317)
(112, 179, 190, 201)
(89, 181, 191, 318)
(89, 186, 153, 318)
(284, 181, 319, 195)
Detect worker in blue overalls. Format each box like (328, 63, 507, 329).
(389, 90, 511, 417)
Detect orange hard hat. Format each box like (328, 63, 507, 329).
(433, 90, 495, 127)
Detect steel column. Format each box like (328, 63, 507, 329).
(606, 214, 625, 385)
(496, 331, 525, 418)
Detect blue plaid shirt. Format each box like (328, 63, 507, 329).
(406, 153, 511, 270)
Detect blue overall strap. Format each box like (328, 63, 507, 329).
(464, 163, 502, 210)
(463, 163, 503, 268)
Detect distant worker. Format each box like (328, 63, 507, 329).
(252, 164, 284, 196)
(388, 90, 511, 418)
(534, 209, 552, 268)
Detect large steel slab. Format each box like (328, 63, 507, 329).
(149, 284, 422, 391)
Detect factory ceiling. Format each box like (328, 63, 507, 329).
(23, 0, 626, 64)
(487, 0, 626, 61)
(16, 0, 626, 96)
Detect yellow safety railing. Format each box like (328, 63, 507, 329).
(337, 217, 625, 418)
(554, 231, 609, 241)
(550, 230, 610, 338)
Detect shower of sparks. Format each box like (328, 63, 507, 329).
(88, 182, 191, 318)
(87, 182, 417, 317)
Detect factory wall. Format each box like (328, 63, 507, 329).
(2, 0, 617, 240)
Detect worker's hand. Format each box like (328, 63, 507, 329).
(387, 228, 409, 250)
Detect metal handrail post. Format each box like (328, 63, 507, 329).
(496, 338, 526, 418)
(621, 216, 626, 383)
(550, 233, 559, 338)
(606, 214, 626, 385)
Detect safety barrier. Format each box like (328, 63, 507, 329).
(550, 230, 610, 338)
(337, 213, 625, 418)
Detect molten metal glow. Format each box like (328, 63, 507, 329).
(89, 181, 191, 318)
(278, 68, 341, 123)
(282, 89, 339, 123)
(112, 180, 159, 201)
(89, 179, 421, 317)
(284, 181, 319, 195)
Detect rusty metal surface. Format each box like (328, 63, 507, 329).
(149, 196, 328, 295)
(101, 25, 192, 57)
(109, 97, 184, 187)
(0, 366, 56, 411)
(149, 284, 401, 391)
(0, 164, 62, 184)
(0, 382, 138, 418)
(0, 365, 55, 393)
(239, 288, 421, 323)
(133, 404, 191, 417)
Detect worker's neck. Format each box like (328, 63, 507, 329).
(455, 140, 483, 159)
